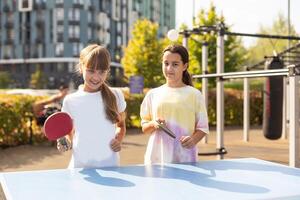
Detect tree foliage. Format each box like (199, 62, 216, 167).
(30, 67, 47, 89)
(121, 19, 165, 87)
(0, 72, 11, 88)
(187, 4, 247, 86)
(247, 13, 299, 67)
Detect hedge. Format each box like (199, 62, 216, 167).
(0, 88, 263, 147)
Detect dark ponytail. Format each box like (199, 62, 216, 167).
(182, 70, 193, 86)
(163, 44, 193, 86)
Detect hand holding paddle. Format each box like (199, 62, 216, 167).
(155, 120, 176, 139)
(43, 112, 73, 152)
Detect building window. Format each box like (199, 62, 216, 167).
(68, 8, 80, 21)
(100, 0, 110, 13)
(37, 44, 43, 57)
(55, 43, 64, 56)
(7, 29, 14, 41)
(112, 0, 121, 21)
(36, 0, 47, 3)
(57, 24, 64, 33)
(18, 0, 33, 12)
(117, 36, 121, 46)
(4, 45, 13, 59)
(87, 11, 92, 23)
(87, 27, 92, 39)
(69, 25, 80, 39)
(73, 0, 84, 4)
(72, 43, 83, 56)
(56, 8, 64, 20)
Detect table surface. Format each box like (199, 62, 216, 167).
(1, 158, 300, 200)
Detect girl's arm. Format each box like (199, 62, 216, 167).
(180, 130, 206, 149)
(141, 121, 158, 134)
(110, 112, 126, 152)
(115, 112, 126, 142)
(33, 89, 68, 117)
(141, 118, 166, 134)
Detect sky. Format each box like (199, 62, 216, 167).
(176, 0, 300, 47)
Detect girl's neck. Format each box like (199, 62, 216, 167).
(165, 81, 186, 88)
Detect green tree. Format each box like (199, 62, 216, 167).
(30, 67, 47, 89)
(0, 72, 11, 88)
(247, 13, 298, 67)
(186, 3, 247, 86)
(121, 19, 165, 87)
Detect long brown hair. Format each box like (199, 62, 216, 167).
(78, 44, 119, 123)
(163, 44, 193, 86)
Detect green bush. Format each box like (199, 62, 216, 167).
(0, 94, 46, 147)
(125, 94, 144, 128)
(207, 89, 263, 126)
(0, 72, 11, 88)
(0, 88, 264, 147)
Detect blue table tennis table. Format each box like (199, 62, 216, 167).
(1, 158, 300, 200)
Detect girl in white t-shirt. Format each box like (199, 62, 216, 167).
(58, 44, 126, 168)
(140, 44, 209, 164)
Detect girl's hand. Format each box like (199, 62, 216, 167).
(153, 118, 166, 129)
(110, 138, 121, 152)
(180, 136, 196, 149)
(141, 118, 165, 134)
(57, 137, 72, 152)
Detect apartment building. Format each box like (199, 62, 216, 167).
(0, 0, 175, 88)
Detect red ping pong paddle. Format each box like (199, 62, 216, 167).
(43, 112, 73, 141)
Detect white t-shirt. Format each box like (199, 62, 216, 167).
(62, 87, 126, 168)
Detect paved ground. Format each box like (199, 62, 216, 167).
(0, 127, 289, 172)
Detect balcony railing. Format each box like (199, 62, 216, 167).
(5, 38, 14, 45)
(3, 4, 10, 12)
(57, 34, 64, 42)
(34, 2, 46, 10)
(4, 21, 14, 29)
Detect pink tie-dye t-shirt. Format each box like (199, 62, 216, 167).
(140, 85, 209, 164)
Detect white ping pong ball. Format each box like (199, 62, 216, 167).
(167, 29, 179, 41)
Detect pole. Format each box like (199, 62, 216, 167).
(243, 67, 250, 142)
(288, 65, 300, 167)
(202, 42, 208, 144)
(216, 26, 225, 159)
(182, 32, 189, 49)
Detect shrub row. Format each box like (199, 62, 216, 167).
(0, 89, 263, 147)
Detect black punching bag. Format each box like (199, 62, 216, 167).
(263, 56, 284, 140)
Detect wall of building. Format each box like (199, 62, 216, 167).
(0, 0, 175, 88)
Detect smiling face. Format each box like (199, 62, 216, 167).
(81, 68, 109, 92)
(162, 51, 187, 87)
(79, 44, 111, 92)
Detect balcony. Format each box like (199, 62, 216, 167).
(73, 3, 84, 9)
(4, 55, 11, 59)
(35, 36, 44, 44)
(4, 21, 14, 29)
(55, 2, 63, 8)
(34, 2, 46, 10)
(68, 20, 80, 26)
(88, 22, 98, 29)
(35, 19, 45, 27)
(57, 34, 64, 42)
(57, 20, 64, 26)
(3, 4, 10, 12)
(88, 5, 95, 11)
(5, 38, 14, 45)
(68, 37, 80, 43)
